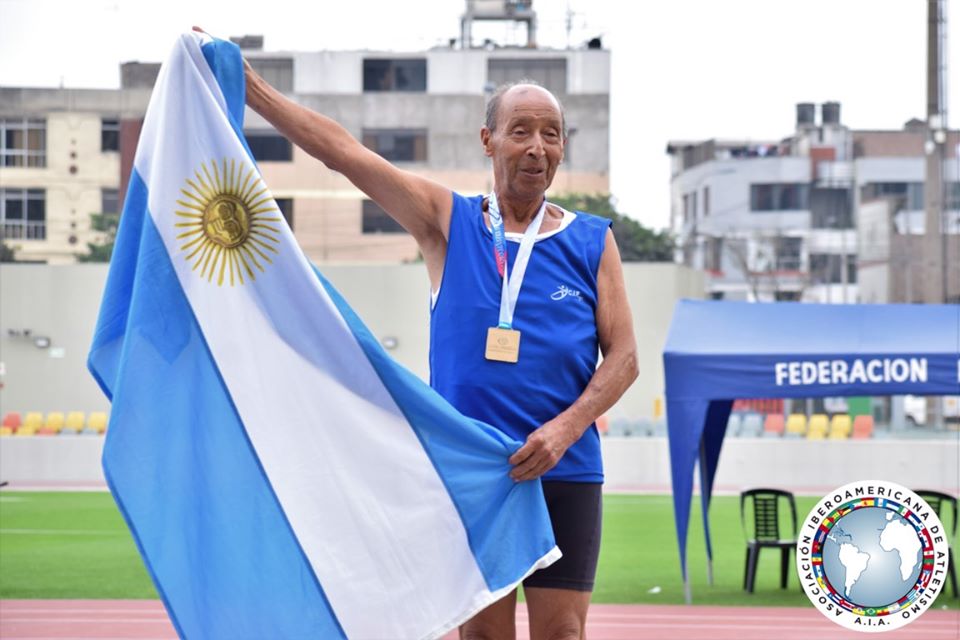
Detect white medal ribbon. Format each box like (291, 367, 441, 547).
(488, 191, 547, 329)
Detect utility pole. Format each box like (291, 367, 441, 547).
(923, 0, 947, 304)
(924, 0, 947, 430)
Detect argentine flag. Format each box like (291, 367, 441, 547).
(88, 32, 559, 639)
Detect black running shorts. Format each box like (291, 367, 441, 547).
(522, 481, 603, 592)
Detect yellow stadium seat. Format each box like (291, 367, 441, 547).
(785, 413, 807, 437)
(829, 414, 852, 439)
(807, 414, 828, 440)
(62, 411, 86, 434)
(23, 412, 43, 429)
(0, 426, 11, 436)
(40, 412, 65, 434)
(87, 412, 108, 434)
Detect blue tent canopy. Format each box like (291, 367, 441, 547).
(662, 300, 960, 602)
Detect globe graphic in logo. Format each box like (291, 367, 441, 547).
(820, 507, 922, 608)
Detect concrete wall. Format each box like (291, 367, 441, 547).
(602, 437, 959, 494)
(3, 436, 956, 494)
(0, 262, 702, 417)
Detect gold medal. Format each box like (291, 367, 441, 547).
(485, 327, 521, 363)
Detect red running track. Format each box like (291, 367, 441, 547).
(1, 600, 957, 639)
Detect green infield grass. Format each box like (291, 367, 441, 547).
(1, 491, 954, 608)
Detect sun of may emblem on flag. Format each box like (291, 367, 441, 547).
(175, 158, 282, 286)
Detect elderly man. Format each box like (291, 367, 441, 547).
(244, 65, 638, 639)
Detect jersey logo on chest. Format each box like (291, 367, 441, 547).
(550, 284, 583, 302)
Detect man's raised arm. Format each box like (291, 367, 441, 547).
(244, 63, 452, 283)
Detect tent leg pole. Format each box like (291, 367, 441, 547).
(707, 558, 714, 586)
(684, 577, 692, 605)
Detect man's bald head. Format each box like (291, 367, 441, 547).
(485, 81, 567, 138)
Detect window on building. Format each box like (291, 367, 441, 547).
(275, 198, 294, 230)
(362, 199, 405, 234)
(0, 188, 46, 240)
(682, 191, 697, 224)
(775, 237, 802, 271)
(249, 58, 294, 93)
(101, 118, 120, 152)
(101, 188, 120, 214)
(704, 236, 723, 271)
(1, 118, 46, 168)
(703, 186, 710, 217)
(362, 129, 427, 162)
(750, 183, 809, 211)
(487, 58, 567, 95)
(809, 253, 857, 284)
(363, 59, 427, 92)
(861, 182, 924, 210)
(245, 131, 293, 161)
(774, 291, 801, 301)
(810, 187, 852, 228)
(946, 182, 960, 210)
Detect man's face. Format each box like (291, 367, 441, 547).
(481, 85, 565, 202)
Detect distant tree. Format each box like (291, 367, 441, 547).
(549, 193, 674, 261)
(0, 241, 15, 262)
(76, 212, 120, 263)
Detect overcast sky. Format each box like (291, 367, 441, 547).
(1, 0, 957, 229)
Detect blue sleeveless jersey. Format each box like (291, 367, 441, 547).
(430, 193, 612, 482)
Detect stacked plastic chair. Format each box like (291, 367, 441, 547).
(806, 414, 829, 440)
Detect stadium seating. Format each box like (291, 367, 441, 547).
(62, 411, 86, 434)
(828, 414, 852, 440)
(851, 415, 874, 439)
(726, 412, 742, 437)
(17, 412, 43, 436)
(806, 414, 828, 440)
(37, 411, 66, 436)
(2, 412, 22, 431)
(763, 414, 784, 437)
(739, 413, 763, 438)
(596, 414, 609, 436)
(784, 413, 806, 438)
(86, 412, 108, 434)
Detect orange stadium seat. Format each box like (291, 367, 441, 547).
(851, 415, 875, 439)
(763, 414, 784, 437)
(2, 412, 22, 431)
